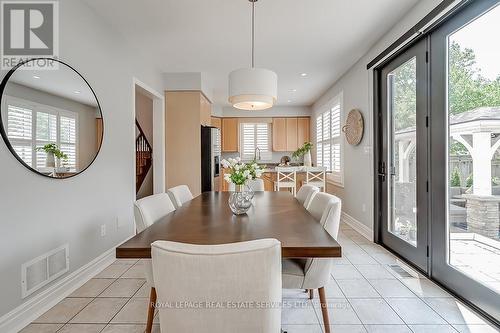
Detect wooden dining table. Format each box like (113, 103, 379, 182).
(116, 191, 341, 259)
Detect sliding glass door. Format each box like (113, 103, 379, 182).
(430, 0, 500, 321)
(378, 38, 428, 272)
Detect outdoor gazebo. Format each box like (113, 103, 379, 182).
(395, 106, 500, 240)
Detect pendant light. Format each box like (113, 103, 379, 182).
(228, 0, 277, 110)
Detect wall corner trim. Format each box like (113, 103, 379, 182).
(341, 211, 374, 242)
(0, 242, 125, 333)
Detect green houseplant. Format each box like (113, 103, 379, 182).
(35, 143, 68, 168)
(292, 142, 313, 167)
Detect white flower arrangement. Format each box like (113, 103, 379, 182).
(221, 157, 263, 185)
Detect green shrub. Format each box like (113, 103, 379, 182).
(465, 174, 473, 188)
(450, 168, 461, 187)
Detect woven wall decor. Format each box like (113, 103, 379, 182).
(342, 109, 364, 145)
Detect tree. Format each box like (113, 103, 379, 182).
(392, 41, 500, 131)
(449, 41, 500, 115)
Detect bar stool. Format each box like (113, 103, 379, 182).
(274, 167, 297, 196)
(304, 166, 327, 192)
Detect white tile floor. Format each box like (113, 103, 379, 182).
(20, 223, 499, 333)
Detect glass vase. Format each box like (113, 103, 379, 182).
(228, 184, 253, 215)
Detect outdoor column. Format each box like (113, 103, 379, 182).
(472, 132, 492, 196)
(398, 141, 406, 182)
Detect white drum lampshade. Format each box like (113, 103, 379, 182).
(228, 67, 277, 110)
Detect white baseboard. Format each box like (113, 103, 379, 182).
(341, 212, 374, 242)
(0, 247, 117, 333)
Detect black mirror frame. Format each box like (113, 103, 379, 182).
(0, 57, 104, 179)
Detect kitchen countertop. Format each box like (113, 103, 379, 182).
(261, 166, 326, 173)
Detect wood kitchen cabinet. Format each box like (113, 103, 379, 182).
(286, 118, 298, 151)
(261, 172, 276, 191)
(272, 117, 310, 152)
(200, 94, 212, 126)
(297, 117, 310, 146)
(272, 118, 287, 151)
(222, 118, 238, 152)
(211, 117, 221, 129)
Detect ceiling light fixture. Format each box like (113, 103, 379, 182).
(33, 75, 40, 79)
(73, 90, 81, 94)
(228, 0, 277, 111)
(300, 73, 307, 77)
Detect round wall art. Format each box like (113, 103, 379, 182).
(342, 109, 364, 145)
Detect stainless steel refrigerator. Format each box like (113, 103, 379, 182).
(201, 126, 221, 192)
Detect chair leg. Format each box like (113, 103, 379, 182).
(308, 289, 313, 299)
(146, 287, 157, 333)
(318, 287, 330, 333)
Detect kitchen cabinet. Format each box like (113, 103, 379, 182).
(211, 117, 221, 129)
(272, 117, 310, 152)
(286, 118, 298, 151)
(200, 94, 211, 126)
(297, 117, 310, 147)
(272, 118, 287, 151)
(222, 118, 238, 152)
(261, 172, 276, 192)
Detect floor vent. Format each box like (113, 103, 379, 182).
(21, 244, 69, 298)
(388, 264, 414, 278)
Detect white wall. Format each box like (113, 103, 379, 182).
(311, 0, 441, 231)
(0, 0, 163, 317)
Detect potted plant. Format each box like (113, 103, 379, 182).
(221, 157, 263, 215)
(292, 142, 313, 167)
(35, 143, 68, 168)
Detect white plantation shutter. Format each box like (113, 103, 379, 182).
(35, 111, 58, 167)
(7, 104, 33, 166)
(316, 116, 323, 167)
(240, 123, 272, 160)
(7, 105, 32, 140)
(13, 144, 33, 166)
(214, 129, 221, 155)
(4, 96, 79, 170)
(59, 115, 77, 169)
(315, 93, 343, 185)
(36, 112, 57, 142)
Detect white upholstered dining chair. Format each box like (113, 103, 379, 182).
(167, 184, 194, 209)
(274, 167, 297, 196)
(295, 184, 320, 209)
(229, 178, 265, 192)
(133, 193, 176, 332)
(282, 192, 341, 333)
(152, 239, 282, 333)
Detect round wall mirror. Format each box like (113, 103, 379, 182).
(0, 58, 103, 179)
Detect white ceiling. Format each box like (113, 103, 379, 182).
(11, 65, 99, 107)
(83, 0, 418, 106)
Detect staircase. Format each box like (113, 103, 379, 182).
(136, 120, 152, 193)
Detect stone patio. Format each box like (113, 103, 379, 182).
(450, 233, 500, 294)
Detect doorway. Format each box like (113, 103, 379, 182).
(376, 0, 500, 322)
(378, 38, 429, 272)
(133, 79, 165, 198)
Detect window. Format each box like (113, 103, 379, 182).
(240, 122, 272, 161)
(316, 93, 343, 185)
(4, 96, 78, 170)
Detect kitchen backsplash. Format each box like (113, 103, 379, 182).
(222, 151, 300, 164)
